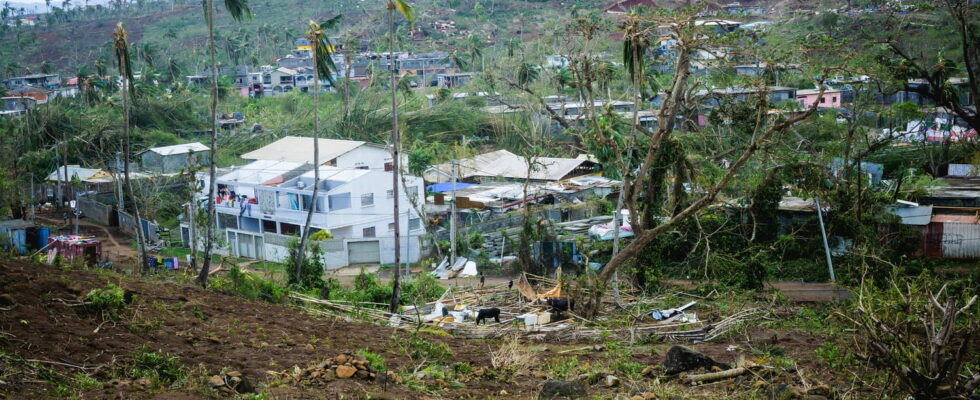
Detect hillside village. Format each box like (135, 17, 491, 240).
(0, 0, 979, 399)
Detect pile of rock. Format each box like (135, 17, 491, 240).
(279, 351, 382, 385)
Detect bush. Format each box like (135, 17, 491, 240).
(85, 283, 128, 315)
(214, 267, 288, 303)
(287, 239, 326, 291)
(355, 349, 386, 371)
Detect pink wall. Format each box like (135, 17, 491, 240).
(796, 91, 843, 109)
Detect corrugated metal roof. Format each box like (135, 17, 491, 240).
(426, 150, 594, 182)
(0, 219, 36, 230)
(46, 165, 113, 183)
(143, 142, 210, 156)
(240, 136, 374, 165)
(886, 205, 934, 226)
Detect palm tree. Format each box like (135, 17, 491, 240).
(113, 22, 149, 272)
(385, 0, 414, 314)
(138, 41, 157, 68)
(294, 17, 341, 285)
(196, 0, 251, 288)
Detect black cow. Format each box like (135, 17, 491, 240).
(476, 308, 501, 325)
(540, 298, 574, 319)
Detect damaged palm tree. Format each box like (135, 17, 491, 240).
(294, 17, 341, 285)
(385, 0, 415, 314)
(112, 22, 149, 272)
(197, 0, 251, 287)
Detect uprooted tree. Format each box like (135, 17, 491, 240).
(488, 6, 849, 317)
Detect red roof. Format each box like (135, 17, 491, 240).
(67, 77, 79, 85)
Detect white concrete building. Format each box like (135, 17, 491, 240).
(210, 160, 425, 269)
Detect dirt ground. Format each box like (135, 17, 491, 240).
(0, 259, 856, 399)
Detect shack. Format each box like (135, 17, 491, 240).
(0, 219, 38, 253)
(139, 142, 211, 174)
(47, 235, 102, 266)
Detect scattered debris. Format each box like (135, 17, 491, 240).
(649, 301, 696, 321)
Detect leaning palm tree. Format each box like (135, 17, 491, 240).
(385, 0, 414, 314)
(196, 0, 252, 288)
(113, 22, 149, 272)
(294, 16, 341, 286)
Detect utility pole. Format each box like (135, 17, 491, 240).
(449, 159, 457, 266)
(115, 151, 125, 209)
(815, 197, 836, 283)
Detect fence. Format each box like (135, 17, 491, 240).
(77, 196, 117, 226)
(117, 210, 160, 243)
(437, 204, 603, 241)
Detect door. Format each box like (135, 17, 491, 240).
(347, 240, 381, 264)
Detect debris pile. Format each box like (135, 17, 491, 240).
(272, 351, 382, 385)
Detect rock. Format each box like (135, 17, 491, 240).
(209, 375, 225, 387)
(574, 373, 598, 385)
(322, 369, 336, 381)
(532, 371, 549, 379)
(356, 363, 368, 371)
(631, 396, 644, 400)
(231, 374, 254, 393)
(603, 375, 620, 387)
(641, 392, 656, 400)
(0, 294, 14, 306)
(802, 396, 829, 400)
(500, 390, 508, 396)
(355, 369, 370, 379)
(641, 366, 655, 376)
(134, 378, 152, 387)
(435, 378, 449, 388)
(334, 355, 349, 365)
(226, 371, 242, 377)
(539, 380, 587, 399)
(473, 368, 485, 377)
(305, 343, 315, 351)
(336, 365, 357, 379)
(662, 345, 728, 375)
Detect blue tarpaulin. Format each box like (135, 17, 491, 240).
(426, 182, 475, 193)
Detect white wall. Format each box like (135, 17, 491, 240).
(335, 145, 391, 170)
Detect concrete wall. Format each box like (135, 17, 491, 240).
(77, 196, 117, 226)
(118, 211, 160, 243)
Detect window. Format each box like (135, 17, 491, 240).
(820, 97, 826, 103)
(386, 189, 394, 199)
(388, 222, 395, 231)
(409, 218, 421, 231)
(328, 193, 351, 211)
(407, 186, 419, 202)
(361, 193, 374, 207)
(832, 96, 837, 103)
(362, 227, 376, 238)
(262, 219, 277, 233)
(280, 222, 300, 236)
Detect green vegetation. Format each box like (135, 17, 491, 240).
(85, 282, 128, 316)
(124, 346, 188, 388)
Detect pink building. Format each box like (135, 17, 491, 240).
(796, 88, 845, 109)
